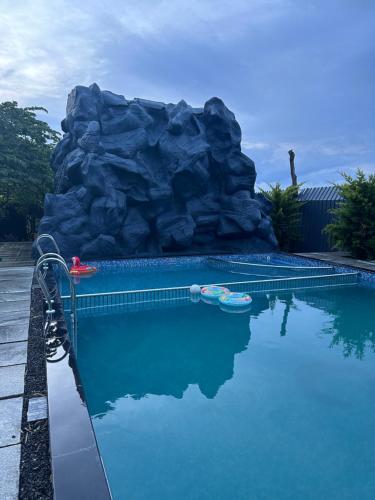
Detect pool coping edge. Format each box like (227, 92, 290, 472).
(43, 273, 112, 500)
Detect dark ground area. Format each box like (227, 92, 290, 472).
(19, 279, 53, 500)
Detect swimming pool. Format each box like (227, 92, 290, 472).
(61, 255, 375, 499)
(66, 253, 339, 295)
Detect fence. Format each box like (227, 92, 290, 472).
(296, 186, 342, 252)
(62, 271, 358, 316)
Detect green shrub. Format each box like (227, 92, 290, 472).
(260, 183, 304, 252)
(324, 170, 375, 260)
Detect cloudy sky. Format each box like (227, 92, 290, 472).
(1, 0, 374, 187)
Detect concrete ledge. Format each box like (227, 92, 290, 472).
(295, 252, 375, 273)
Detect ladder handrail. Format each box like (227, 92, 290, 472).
(36, 252, 67, 310)
(36, 252, 66, 267)
(37, 251, 65, 283)
(36, 253, 77, 353)
(36, 234, 61, 256)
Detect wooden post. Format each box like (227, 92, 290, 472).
(288, 149, 297, 186)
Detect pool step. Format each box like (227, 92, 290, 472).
(207, 256, 336, 277)
(216, 272, 358, 294)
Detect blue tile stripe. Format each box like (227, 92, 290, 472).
(78, 252, 374, 287)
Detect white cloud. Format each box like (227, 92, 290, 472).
(262, 140, 375, 164)
(0, 0, 290, 107)
(116, 0, 289, 39)
(242, 137, 375, 162)
(0, 0, 372, 190)
(0, 0, 109, 103)
(254, 181, 270, 191)
(242, 141, 271, 150)
(242, 136, 375, 188)
(344, 163, 375, 176)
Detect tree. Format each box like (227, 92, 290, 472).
(260, 183, 304, 252)
(324, 169, 375, 260)
(0, 101, 59, 232)
(288, 149, 297, 186)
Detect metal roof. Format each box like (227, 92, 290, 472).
(299, 186, 342, 201)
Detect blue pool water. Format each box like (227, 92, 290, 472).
(70, 265, 262, 294)
(76, 274, 375, 499)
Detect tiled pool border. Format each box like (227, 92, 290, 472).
(82, 251, 375, 288)
(49, 252, 374, 499)
(41, 277, 112, 500)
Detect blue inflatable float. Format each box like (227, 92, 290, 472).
(200, 285, 229, 304)
(219, 292, 252, 313)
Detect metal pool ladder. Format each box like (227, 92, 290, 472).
(35, 237, 78, 352)
(36, 233, 61, 257)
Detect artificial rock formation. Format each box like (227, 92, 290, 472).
(37, 83, 277, 258)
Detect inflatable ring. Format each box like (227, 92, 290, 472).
(200, 285, 229, 304)
(219, 292, 252, 313)
(70, 256, 97, 276)
(70, 266, 97, 276)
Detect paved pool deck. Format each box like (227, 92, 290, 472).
(0, 242, 34, 268)
(0, 265, 34, 500)
(295, 251, 375, 272)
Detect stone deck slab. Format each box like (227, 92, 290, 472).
(0, 267, 34, 276)
(0, 365, 25, 399)
(0, 280, 33, 293)
(0, 319, 29, 344)
(0, 300, 30, 314)
(0, 342, 27, 367)
(0, 310, 31, 323)
(0, 397, 23, 446)
(0, 291, 31, 303)
(0, 262, 34, 499)
(0, 444, 21, 500)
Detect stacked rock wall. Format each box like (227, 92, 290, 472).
(37, 83, 277, 258)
